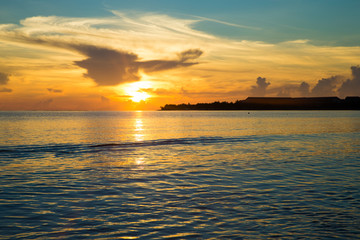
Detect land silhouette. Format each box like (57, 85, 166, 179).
(161, 96, 360, 110)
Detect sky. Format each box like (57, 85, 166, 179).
(0, 0, 359, 110)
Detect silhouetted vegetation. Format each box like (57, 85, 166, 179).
(161, 97, 360, 110)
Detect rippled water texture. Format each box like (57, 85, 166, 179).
(1, 111, 360, 239)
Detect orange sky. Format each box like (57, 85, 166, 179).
(1, 3, 360, 110)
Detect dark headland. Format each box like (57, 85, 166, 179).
(161, 96, 360, 110)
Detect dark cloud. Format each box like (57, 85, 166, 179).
(47, 88, 62, 93)
(73, 45, 140, 86)
(73, 45, 203, 86)
(0, 72, 9, 85)
(0, 87, 12, 93)
(140, 49, 202, 73)
(298, 82, 310, 96)
(338, 66, 360, 97)
(178, 49, 203, 62)
(311, 76, 339, 97)
(251, 77, 270, 97)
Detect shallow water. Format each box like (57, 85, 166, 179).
(1, 111, 359, 239)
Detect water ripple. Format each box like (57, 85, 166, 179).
(1, 130, 359, 238)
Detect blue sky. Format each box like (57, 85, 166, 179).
(1, 0, 360, 46)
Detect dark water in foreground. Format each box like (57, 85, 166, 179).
(0, 111, 359, 239)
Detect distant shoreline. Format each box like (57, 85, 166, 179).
(160, 96, 360, 110)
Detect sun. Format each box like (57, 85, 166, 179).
(123, 81, 152, 102)
(131, 91, 150, 102)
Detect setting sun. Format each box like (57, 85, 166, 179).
(124, 81, 152, 102)
(131, 91, 150, 102)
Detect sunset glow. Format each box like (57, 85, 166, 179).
(0, 0, 359, 110)
(123, 81, 152, 103)
(131, 91, 150, 103)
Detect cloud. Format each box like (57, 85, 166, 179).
(73, 45, 203, 86)
(251, 77, 270, 97)
(192, 15, 261, 30)
(0, 87, 12, 93)
(338, 66, 360, 97)
(298, 82, 310, 96)
(47, 88, 62, 93)
(310, 76, 339, 96)
(248, 66, 360, 98)
(0, 12, 360, 109)
(0, 72, 9, 85)
(0, 14, 204, 87)
(272, 82, 311, 97)
(139, 49, 203, 73)
(36, 98, 53, 109)
(0, 31, 203, 86)
(178, 49, 203, 62)
(73, 45, 140, 86)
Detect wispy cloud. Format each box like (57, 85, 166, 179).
(47, 88, 62, 93)
(192, 15, 261, 30)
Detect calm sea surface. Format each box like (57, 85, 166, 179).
(0, 111, 359, 239)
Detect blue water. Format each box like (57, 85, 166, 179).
(1, 111, 359, 239)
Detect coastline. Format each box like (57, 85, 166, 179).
(161, 96, 360, 111)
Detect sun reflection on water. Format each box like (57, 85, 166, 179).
(133, 112, 144, 142)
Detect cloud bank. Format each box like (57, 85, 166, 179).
(252, 66, 360, 98)
(338, 66, 360, 97)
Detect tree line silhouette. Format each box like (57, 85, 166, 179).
(161, 97, 360, 110)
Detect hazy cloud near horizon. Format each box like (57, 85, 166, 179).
(250, 77, 270, 97)
(298, 82, 310, 97)
(0, 73, 11, 93)
(253, 66, 360, 98)
(338, 66, 360, 98)
(310, 76, 339, 97)
(0, 72, 9, 85)
(0, 87, 12, 93)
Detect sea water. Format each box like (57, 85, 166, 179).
(0, 111, 359, 239)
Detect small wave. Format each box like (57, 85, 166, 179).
(0, 136, 253, 159)
(90, 136, 252, 149)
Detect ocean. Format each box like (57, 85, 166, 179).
(0, 111, 359, 239)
